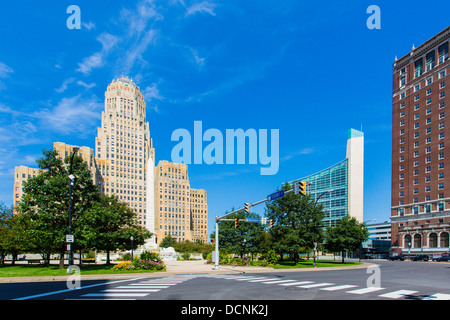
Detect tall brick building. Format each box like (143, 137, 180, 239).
(391, 27, 449, 256)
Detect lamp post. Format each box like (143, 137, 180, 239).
(67, 147, 79, 274)
(313, 190, 333, 267)
(130, 236, 134, 260)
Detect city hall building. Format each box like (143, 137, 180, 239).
(12, 77, 209, 244)
(289, 128, 364, 227)
(391, 27, 450, 256)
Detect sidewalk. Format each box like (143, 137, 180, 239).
(0, 260, 375, 283)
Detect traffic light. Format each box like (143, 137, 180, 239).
(244, 202, 250, 213)
(235, 218, 239, 229)
(299, 181, 307, 196)
(270, 219, 274, 228)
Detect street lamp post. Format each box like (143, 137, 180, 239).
(313, 190, 333, 267)
(130, 236, 134, 260)
(67, 147, 79, 274)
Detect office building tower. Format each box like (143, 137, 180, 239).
(290, 128, 364, 226)
(391, 27, 449, 256)
(94, 77, 155, 227)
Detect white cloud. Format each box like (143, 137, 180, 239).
(0, 62, 13, 78)
(122, 29, 158, 75)
(185, 1, 216, 16)
(188, 47, 206, 68)
(55, 77, 75, 93)
(82, 21, 95, 30)
(76, 33, 119, 75)
(76, 80, 96, 89)
(33, 95, 102, 136)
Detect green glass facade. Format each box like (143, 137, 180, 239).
(294, 159, 349, 227)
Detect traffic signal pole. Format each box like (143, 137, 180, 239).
(213, 188, 296, 270)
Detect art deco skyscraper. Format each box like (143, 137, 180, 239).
(95, 77, 155, 228)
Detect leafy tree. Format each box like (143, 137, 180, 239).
(265, 183, 325, 264)
(16, 148, 100, 266)
(323, 215, 369, 263)
(159, 235, 176, 248)
(0, 202, 25, 264)
(210, 209, 264, 258)
(80, 194, 152, 264)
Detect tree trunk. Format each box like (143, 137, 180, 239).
(59, 251, 64, 269)
(106, 250, 110, 264)
(341, 252, 345, 263)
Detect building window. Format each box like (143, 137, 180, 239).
(429, 233, 438, 248)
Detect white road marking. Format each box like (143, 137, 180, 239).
(320, 285, 358, 291)
(422, 293, 450, 300)
(278, 281, 314, 286)
(298, 283, 334, 288)
(378, 290, 418, 299)
(347, 287, 385, 294)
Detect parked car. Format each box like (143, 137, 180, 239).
(387, 255, 404, 261)
(411, 255, 429, 261)
(432, 255, 450, 262)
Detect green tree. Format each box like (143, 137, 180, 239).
(80, 194, 152, 264)
(265, 183, 325, 264)
(16, 148, 100, 267)
(323, 215, 369, 263)
(159, 235, 177, 248)
(0, 202, 25, 264)
(210, 209, 264, 258)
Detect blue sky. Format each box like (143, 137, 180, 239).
(0, 0, 449, 236)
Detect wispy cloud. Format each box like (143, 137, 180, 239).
(82, 21, 96, 30)
(76, 33, 119, 75)
(33, 95, 102, 136)
(0, 62, 13, 78)
(55, 77, 75, 93)
(185, 1, 217, 16)
(281, 148, 315, 162)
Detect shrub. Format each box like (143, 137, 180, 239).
(181, 252, 190, 260)
(139, 251, 162, 262)
(113, 261, 134, 271)
(262, 250, 279, 265)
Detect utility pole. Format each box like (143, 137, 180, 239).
(213, 188, 301, 270)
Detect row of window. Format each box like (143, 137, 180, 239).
(398, 201, 446, 216)
(398, 193, 446, 206)
(398, 65, 447, 94)
(401, 232, 449, 249)
(399, 183, 445, 196)
(399, 122, 445, 136)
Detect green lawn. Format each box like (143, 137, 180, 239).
(273, 259, 363, 269)
(0, 264, 164, 277)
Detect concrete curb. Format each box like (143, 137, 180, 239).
(0, 261, 377, 283)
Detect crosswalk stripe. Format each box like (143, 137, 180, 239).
(378, 290, 418, 299)
(135, 283, 177, 286)
(347, 287, 385, 294)
(82, 293, 149, 297)
(278, 281, 314, 286)
(298, 283, 334, 288)
(248, 278, 281, 282)
(422, 293, 450, 300)
(320, 285, 358, 291)
(116, 285, 169, 289)
(262, 280, 297, 284)
(234, 277, 268, 281)
(102, 289, 161, 293)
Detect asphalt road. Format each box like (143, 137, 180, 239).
(2, 260, 449, 302)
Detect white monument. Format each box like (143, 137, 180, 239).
(143, 155, 158, 250)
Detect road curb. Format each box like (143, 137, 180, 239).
(0, 262, 376, 283)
